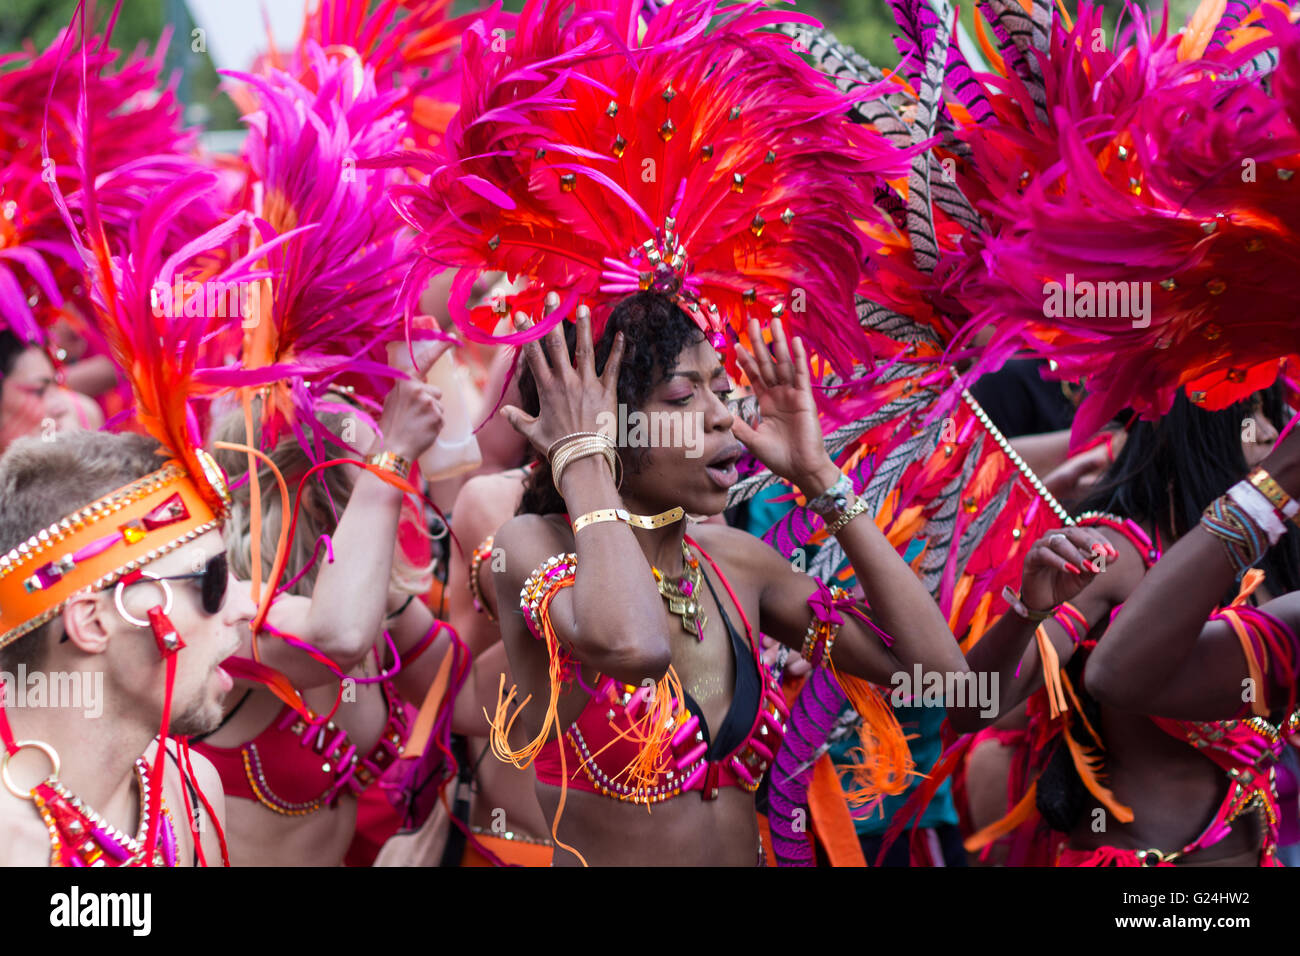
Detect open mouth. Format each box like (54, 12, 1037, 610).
(215, 663, 234, 694)
(704, 445, 743, 490)
(215, 646, 240, 694)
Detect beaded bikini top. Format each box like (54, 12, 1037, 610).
(192, 676, 409, 816)
(516, 543, 789, 805)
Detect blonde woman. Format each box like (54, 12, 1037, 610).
(192, 375, 457, 865)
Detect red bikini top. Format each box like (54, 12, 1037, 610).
(193, 666, 410, 816)
(531, 542, 789, 803)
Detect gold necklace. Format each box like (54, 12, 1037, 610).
(652, 541, 707, 641)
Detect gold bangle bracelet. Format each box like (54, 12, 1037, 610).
(546, 431, 607, 461)
(366, 450, 412, 482)
(551, 439, 617, 493)
(550, 434, 613, 464)
(551, 441, 613, 484)
(824, 496, 870, 536)
(1249, 467, 1299, 523)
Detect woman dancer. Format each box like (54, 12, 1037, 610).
(192, 375, 453, 865)
(955, 388, 1299, 865)
(1085, 421, 1300, 730)
(491, 297, 972, 865)
(447, 463, 554, 864)
(0, 330, 74, 453)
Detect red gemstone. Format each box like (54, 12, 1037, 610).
(141, 493, 189, 530)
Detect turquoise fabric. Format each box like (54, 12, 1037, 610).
(827, 701, 957, 835)
(741, 485, 958, 836)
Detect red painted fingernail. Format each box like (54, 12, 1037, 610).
(1085, 560, 1101, 573)
(1064, 563, 1081, 574)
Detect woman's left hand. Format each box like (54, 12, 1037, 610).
(733, 317, 839, 496)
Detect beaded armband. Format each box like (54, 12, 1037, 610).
(1202, 496, 1267, 580)
(802, 581, 851, 668)
(468, 535, 497, 622)
(519, 553, 578, 643)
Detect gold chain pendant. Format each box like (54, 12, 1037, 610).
(652, 542, 707, 641)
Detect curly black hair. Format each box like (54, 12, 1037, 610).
(517, 292, 705, 516)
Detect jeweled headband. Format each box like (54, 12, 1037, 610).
(0, 450, 231, 650)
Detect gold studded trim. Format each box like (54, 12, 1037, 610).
(0, 511, 221, 652)
(0, 465, 187, 581)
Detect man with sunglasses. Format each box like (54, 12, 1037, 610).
(0, 429, 256, 866)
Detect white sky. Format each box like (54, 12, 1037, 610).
(184, 0, 308, 72)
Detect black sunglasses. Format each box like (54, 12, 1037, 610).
(64, 553, 231, 644)
(152, 552, 229, 615)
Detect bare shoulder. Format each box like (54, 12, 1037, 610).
(491, 513, 573, 592)
(144, 738, 221, 807)
(182, 747, 224, 806)
(689, 521, 789, 578)
(451, 471, 527, 534)
(1260, 591, 1300, 633)
(182, 747, 228, 866)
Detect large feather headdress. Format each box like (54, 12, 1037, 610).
(390, 0, 908, 374)
(0, 21, 217, 345)
(946, 0, 1300, 438)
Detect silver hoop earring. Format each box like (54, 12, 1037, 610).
(113, 574, 174, 628)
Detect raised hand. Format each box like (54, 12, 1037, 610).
(376, 340, 452, 460)
(499, 299, 625, 456)
(1019, 527, 1120, 613)
(732, 317, 839, 496)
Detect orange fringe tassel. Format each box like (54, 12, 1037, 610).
(965, 782, 1038, 851)
(488, 577, 685, 866)
(1035, 624, 1069, 719)
(833, 670, 917, 807)
(1034, 620, 1133, 822)
(1063, 731, 1134, 823)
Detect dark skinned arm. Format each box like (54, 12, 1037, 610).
(495, 305, 672, 683)
(1086, 425, 1300, 717)
(950, 525, 1132, 733)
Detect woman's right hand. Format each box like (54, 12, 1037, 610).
(1018, 526, 1119, 614)
(499, 298, 625, 456)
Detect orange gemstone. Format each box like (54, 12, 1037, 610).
(119, 521, 147, 545)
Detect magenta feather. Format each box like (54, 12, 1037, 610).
(950, 2, 1300, 439)
(0, 19, 217, 344)
(214, 44, 424, 438)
